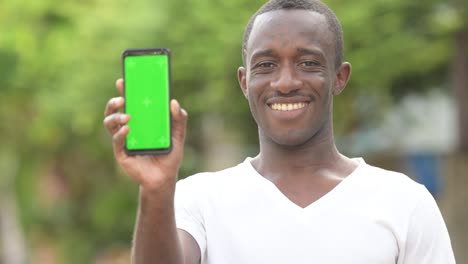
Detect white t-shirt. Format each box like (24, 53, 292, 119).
(175, 158, 455, 264)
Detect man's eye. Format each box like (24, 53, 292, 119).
(258, 62, 275, 68)
(299, 61, 320, 67)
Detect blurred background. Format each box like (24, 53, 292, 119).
(0, 0, 466, 263)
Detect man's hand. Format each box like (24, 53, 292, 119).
(104, 79, 198, 264)
(103, 78, 188, 193)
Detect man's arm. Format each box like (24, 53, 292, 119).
(131, 188, 201, 264)
(179, 230, 202, 264)
(104, 79, 198, 264)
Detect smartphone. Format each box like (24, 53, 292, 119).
(122, 48, 171, 155)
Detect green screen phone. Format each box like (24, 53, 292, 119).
(122, 48, 171, 155)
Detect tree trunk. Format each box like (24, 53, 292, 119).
(453, 28, 468, 153)
(0, 152, 27, 264)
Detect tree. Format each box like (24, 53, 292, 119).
(0, 0, 461, 262)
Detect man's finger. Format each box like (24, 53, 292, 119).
(104, 97, 124, 117)
(116, 78, 124, 96)
(113, 125, 129, 160)
(170, 99, 188, 154)
(104, 113, 130, 135)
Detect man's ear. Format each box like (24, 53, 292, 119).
(333, 62, 351, 96)
(238, 66, 248, 99)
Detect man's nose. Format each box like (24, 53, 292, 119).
(270, 64, 303, 94)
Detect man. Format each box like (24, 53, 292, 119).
(104, 0, 455, 263)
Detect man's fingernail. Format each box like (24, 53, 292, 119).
(173, 100, 180, 111)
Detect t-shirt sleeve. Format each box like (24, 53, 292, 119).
(174, 177, 207, 260)
(399, 185, 456, 264)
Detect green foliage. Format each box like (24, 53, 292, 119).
(0, 0, 462, 261)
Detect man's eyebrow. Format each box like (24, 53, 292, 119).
(249, 49, 274, 64)
(296, 48, 326, 59)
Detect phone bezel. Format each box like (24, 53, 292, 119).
(122, 48, 172, 156)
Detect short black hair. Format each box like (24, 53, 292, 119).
(242, 0, 344, 68)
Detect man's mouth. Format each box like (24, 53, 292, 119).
(269, 102, 308, 111)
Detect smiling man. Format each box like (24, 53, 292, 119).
(104, 0, 455, 263)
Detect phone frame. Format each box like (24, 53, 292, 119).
(122, 47, 172, 155)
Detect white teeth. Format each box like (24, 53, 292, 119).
(270, 102, 307, 111)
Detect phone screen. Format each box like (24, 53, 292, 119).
(123, 48, 171, 155)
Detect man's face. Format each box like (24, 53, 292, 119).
(238, 9, 347, 147)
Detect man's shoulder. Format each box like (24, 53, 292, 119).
(176, 159, 249, 190)
(359, 160, 422, 189)
(356, 159, 430, 205)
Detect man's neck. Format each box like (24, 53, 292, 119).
(251, 129, 359, 208)
(252, 129, 356, 183)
